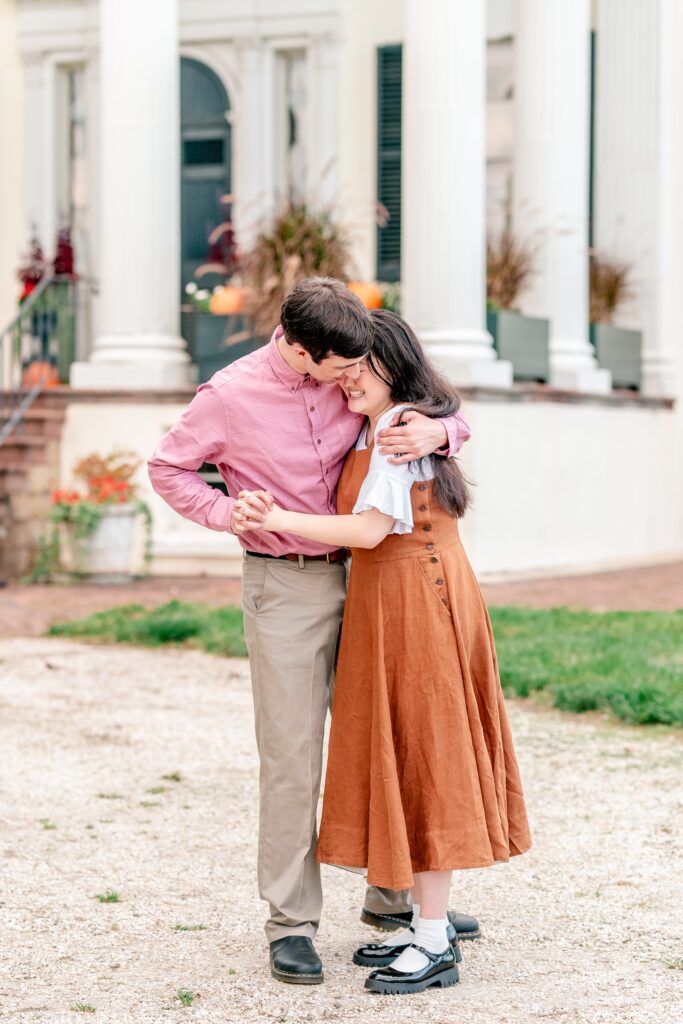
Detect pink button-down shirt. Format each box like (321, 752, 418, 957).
(148, 329, 471, 556)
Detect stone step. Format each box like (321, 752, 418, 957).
(0, 436, 50, 467)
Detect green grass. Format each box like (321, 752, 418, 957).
(48, 601, 683, 727)
(489, 607, 683, 726)
(176, 990, 196, 1007)
(95, 889, 120, 904)
(49, 599, 246, 657)
(70, 1003, 96, 1014)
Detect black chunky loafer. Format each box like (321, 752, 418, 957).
(360, 907, 481, 941)
(269, 935, 324, 985)
(354, 928, 462, 968)
(364, 943, 459, 995)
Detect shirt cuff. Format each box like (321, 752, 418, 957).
(206, 494, 237, 533)
(439, 411, 471, 457)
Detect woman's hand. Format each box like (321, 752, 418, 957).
(232, 489, 287, 534)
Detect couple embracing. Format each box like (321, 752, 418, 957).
(149, 277, 531, 997)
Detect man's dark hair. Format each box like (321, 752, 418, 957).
(280, 277, 371, 363)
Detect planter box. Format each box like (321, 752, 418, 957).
(180, 310, 265, 384)
(487, 310, 550, 383)
(62, 504, 139, 583)
(589, 323, 642, 390)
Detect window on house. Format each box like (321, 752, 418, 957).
(56, 66, 88, 275)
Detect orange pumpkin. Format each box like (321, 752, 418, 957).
(22, 360, 59, 388)
(210, 286, 246, 316)
(347, 281, 383, 310)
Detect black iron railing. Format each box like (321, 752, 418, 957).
(0, 275, 81, 444)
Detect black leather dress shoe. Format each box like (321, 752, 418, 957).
(360, 906, 481, 941)
(354, 928, 462, 968)
(269, 936, 324, 985)
(365, 943, 459, 995)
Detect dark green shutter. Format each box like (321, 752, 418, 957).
(588, 29, 596, 249)
(376, 44, 403, 282)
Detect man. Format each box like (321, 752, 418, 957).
(148, 277, 479, 985)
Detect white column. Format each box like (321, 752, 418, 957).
(71, 0, 192, 390)
(594, 0, 678, 397)
(22, 54, 57, 251)
(402, 0, 512, 387)
(307, 33, 339, 208)
(0, 0, 25, 327)
(513, 0, 611, 394)
(232, 38, 274, 249)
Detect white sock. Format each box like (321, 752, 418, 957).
(380, 903, 420, 948)
(390, 916, 449, 974)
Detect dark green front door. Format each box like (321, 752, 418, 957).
(180, 58, 231, 291)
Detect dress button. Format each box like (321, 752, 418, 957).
(419, 504, 428, 512)
(430, 556, 438, 564)
(317, 439, 322, 444)
(436, 578, 444, 585)
(418, 484, 427, 492)
(423, 524, 432, 532)
(310, 405, 315, 412)
(426, 543, 434, 551)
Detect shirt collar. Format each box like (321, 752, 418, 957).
(266, 325, 309, 391)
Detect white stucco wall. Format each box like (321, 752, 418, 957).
(60, 394, 682, 580)
(0, 0, 25, 328)
(457, 396, 680, 577)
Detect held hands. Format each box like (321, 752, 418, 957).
(231, 489, 284, 534)
(377, 410, 448, 464)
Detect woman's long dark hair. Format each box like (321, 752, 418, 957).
(367, 309, 471, 518)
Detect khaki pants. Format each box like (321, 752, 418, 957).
(242, 554, 411, 942)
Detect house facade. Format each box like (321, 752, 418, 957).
(1, 0, 682, 579)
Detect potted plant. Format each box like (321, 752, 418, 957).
(180, 194, 260, 382)
(589, 251, 641, 389)
(486, 229, 550, 382)
(39, 450, 152, 583)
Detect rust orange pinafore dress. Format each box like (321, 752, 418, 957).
(316, 442, 532, 890)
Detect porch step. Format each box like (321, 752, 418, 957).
(0, 394, 65, 580)
(0, 435, 54, 466)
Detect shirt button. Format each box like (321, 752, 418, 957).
(430, 556, 438, 564)
(423, 524, 432, 532)
(310, 405, 315, 412)
(419, 504, 428, 512)
(426, 543, 434, 551)
(436, 578, 444, 585)
(317, 439, 322, 444)
(418, 484, 427, 492)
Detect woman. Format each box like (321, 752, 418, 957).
(236, 310, 532, 995)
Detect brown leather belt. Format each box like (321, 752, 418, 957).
(246, 548, 348, 564)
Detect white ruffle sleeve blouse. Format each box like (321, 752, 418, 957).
(352, 405, 435, 535)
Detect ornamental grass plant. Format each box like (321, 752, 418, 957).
(589, 249, 635, 324)
(239, 202, 355, 335)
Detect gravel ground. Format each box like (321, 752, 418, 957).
(1, 638, 682, 1024)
